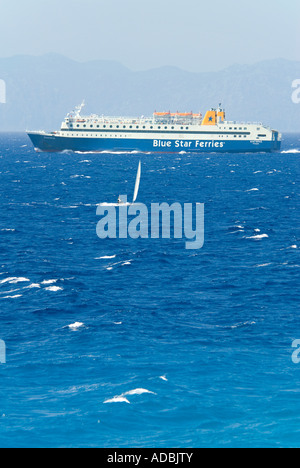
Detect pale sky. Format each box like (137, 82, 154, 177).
(0, 0, 299, 72)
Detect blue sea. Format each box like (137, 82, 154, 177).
(0, 133, 299, 448)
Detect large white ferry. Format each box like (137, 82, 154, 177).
(27, 102, 281, 153)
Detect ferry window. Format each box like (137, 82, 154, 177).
(97, 125, 100, 128)
(116, 125, 119, 128)
(110, 125, 113, 128)
(158, 126, 161, 129)
(171, 126, 174, 129)
(150, 126, 153, 129)
(123, 126, 126, 128)
(229, 127, 232, 130)
(234, 127, 237, 130)
(165, 126, 168, 130)
(129, 126, 133, 129)
(103, 125, 106, 128)
(83, 125, 86, 128)
(186, 127, 189, 130)
(90, 125, 93, 128)
(181, 127, 184, 130)
(77, 125, 79, 128)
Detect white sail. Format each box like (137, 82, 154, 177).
(132, 161, 141, 203)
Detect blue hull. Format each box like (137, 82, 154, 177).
(27, 133, 281, 154)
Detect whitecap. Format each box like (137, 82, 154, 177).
(0, 288, 21, 295)
(123, 388, 156, 397)
(246, 234, 269, 240)
(45, 286, 63, 292)
(246, 188, 259, 192)
(230, 321, 256, 329)
(26, 283, 41, 289)
(104, 396, 130, 404)
(68, 322, 84, 330)
(281, 149, 300, 154)
(99, 202, 131, 207)
(2, 294, 22, 299)
(104, 388, 156, 405)
(159, 376, 168, 381)
(41, 279, 58, 285)
(0, 277, 30, 285)
(95, 255, 117, 260)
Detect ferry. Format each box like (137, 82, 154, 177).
(27, 102, 281, 153)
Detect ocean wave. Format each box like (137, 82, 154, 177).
(98, 202, 131, 207)
(45, 284, 61, 291)
(67, 322, 84, 330)
(228, 321, 256, 330)
(2, 294, 22, 299)
(0, 277, 30, 285)
(245, 234, 269, 240)
(0, 288, 21, 295)
(123, 388, 156, 397)
(104, 388, 156, 404)
(95, 255, 117, 260)
(70, 174, 91, 179)
(41, 279, 58, 285)
(104, 396, 130, 404)
(281, 149, 300, 154)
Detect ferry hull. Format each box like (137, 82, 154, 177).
(28, 133, 281, 154)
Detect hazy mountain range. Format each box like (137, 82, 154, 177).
(0, 53, 299, 132)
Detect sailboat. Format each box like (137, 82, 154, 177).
(100, 161, 142, 207)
